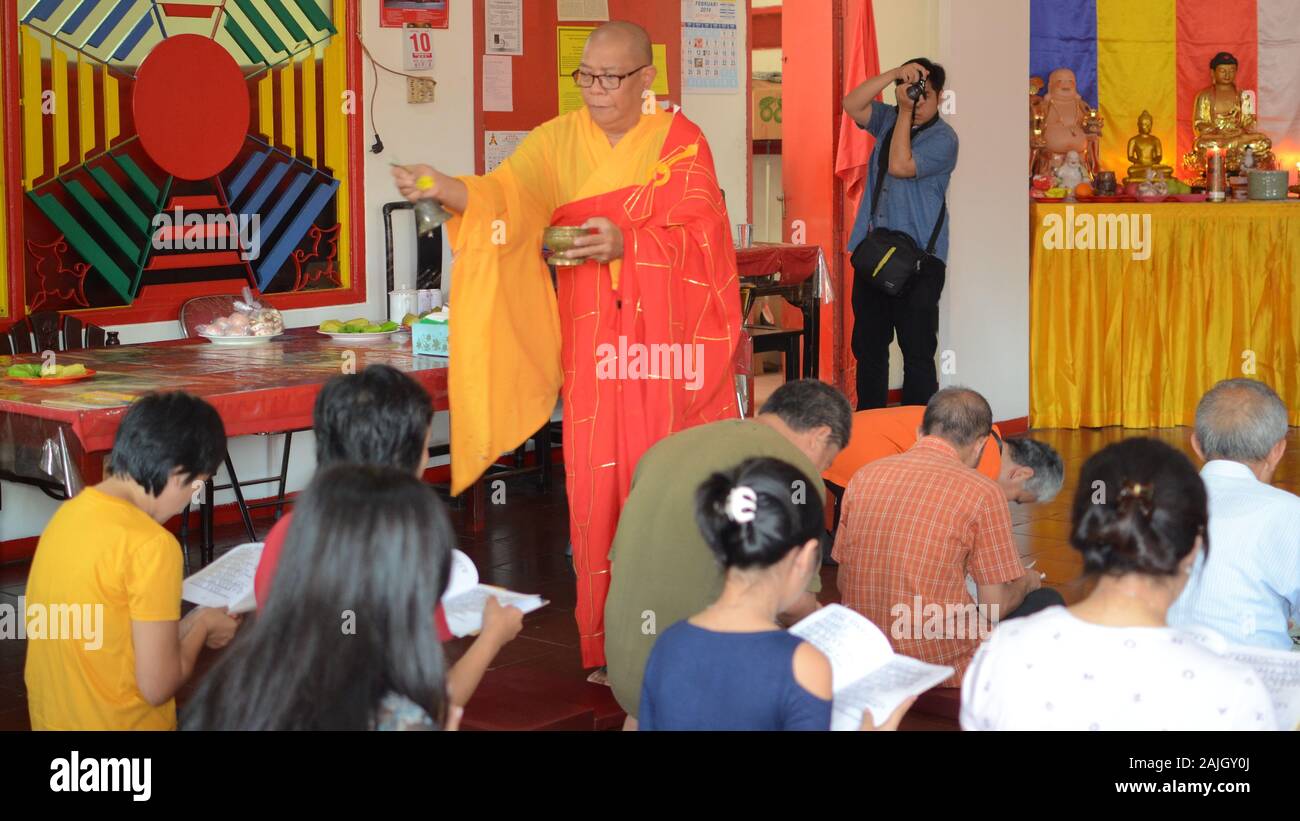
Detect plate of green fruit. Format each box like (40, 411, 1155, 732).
(6, 363, 96, 385)
(317, 318, 403, 344)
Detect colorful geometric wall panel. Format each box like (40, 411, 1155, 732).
(6, 0, 363, 323)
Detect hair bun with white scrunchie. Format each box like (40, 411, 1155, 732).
(724, 486, 758, 523)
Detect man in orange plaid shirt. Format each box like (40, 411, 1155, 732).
(831, 388, 1062, 686)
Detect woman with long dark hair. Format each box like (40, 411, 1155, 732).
(183, 465, 455, 730)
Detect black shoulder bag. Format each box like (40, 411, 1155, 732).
(850, 113, 947, 297)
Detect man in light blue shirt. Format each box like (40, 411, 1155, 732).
(1168, 379, 1300, 650)
(843, 58, 958, 411)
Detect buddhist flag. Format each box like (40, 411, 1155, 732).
(1030, 0, 1300, 178)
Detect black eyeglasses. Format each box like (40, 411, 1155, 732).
(571, 65, 650, 90)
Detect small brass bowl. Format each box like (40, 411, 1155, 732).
(543, 226, 590, 267)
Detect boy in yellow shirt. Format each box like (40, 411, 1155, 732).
(25, 392, 241, 730)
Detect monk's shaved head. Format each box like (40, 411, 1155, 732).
(585, 20, 653, 67)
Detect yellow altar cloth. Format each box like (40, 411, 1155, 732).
(1030, 201, 1300, 428)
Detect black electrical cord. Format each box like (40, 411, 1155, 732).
(369, 53, 383, 154)
(357, 35, 437, 155)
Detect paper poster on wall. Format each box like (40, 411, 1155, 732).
(483, 55, 514, 112)
(381, 0, 450, 28)
(486, 0, 523, 55)
(557, 0, 609, 22)
(683, 20, 739, 93)
(558, 26, 596, 115)
(682, 0, 737, 25)
(651, 44, 670, 98)
(486, 131, 530, 173)
(403, 25, 435, 71)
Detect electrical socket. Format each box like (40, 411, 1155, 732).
(407, 77, 436, 104)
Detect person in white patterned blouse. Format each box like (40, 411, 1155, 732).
(961, 438, 1277, 731)
(1167, 379, 1300, 650)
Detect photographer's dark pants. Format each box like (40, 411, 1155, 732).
(852, 259, 946, 410)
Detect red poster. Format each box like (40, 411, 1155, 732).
(381, 0, 450, 28)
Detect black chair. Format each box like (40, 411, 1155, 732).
(0, 311, 118, 510)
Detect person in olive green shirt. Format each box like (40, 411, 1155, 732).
(604, 379, 853, 724)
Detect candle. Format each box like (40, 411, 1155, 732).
(1207, 147, 1226, 202)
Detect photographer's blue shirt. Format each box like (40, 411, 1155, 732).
(847, 104, 958, 263)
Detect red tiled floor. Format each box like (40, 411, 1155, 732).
(1, 425, 1296, 732)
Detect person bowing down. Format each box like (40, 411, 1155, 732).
(393, 21, 741, 673)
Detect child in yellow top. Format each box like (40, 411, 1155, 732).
(24, 392, 240, 730)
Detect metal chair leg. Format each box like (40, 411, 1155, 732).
(536, 425, 552, 492)
(178, 503, 192, 576)
(201, 478, 215, 566)
(273, 431, 293, 520)
(224, 455, 258, 543)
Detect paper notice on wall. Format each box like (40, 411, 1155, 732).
(683, 18, 739, 93)
(651, 43, 669, 98)
(486, 0, 522, 55)
(558, 26, 596, 115)
(558, 0, 609, 21)
(485, 130, 529, 173)
(403, 24, 434, 71)
(483, 55, 514, 111)
(381, 0, 449, 28)
(682, 0, 737, 25)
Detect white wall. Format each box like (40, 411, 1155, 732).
(937, 0, 1030, 422)
(2, 1, 754, 543)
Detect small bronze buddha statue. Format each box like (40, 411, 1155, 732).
(1125, 110, 1174, 183)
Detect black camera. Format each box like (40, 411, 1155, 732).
(904, 75, 927, 102)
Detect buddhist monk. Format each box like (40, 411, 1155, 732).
(393, 22, 741, 676)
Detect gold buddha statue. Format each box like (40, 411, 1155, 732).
(1033, 68, 1102, 177)
(1125, 110, 1173, 183)
(1182, 51, 1274, 182)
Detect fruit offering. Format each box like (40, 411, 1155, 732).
(1075, 182, 1093, 198)
(196, 288, 284, 338)
(319, 318, 401, 334)
(7, 363, 87, 379)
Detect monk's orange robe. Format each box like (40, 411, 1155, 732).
(447, 107, 741, 667)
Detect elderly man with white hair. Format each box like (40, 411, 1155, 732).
(1167, 378, 1300, 650)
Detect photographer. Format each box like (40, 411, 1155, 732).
(843, 58, 958, 410)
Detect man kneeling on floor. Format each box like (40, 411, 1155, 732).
(832, 387, 1063, 688)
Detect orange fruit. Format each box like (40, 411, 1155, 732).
(1075, 182, 1094, 198)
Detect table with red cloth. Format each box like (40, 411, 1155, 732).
(0, 328, 449, 493)
(735, 242, 829, 381)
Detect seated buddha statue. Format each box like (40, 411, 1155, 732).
(1034, 68, 1102, 177)
(1182, 51, 1274, 182)
(1125, 110, 1173, 183)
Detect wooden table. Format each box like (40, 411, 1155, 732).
(0, 328, 457, 553)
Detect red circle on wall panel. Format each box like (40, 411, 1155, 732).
(133, 34, 250, 181)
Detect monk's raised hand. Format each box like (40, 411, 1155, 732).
(565, 217, 624, 264)
(391, 163, 441, 202)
